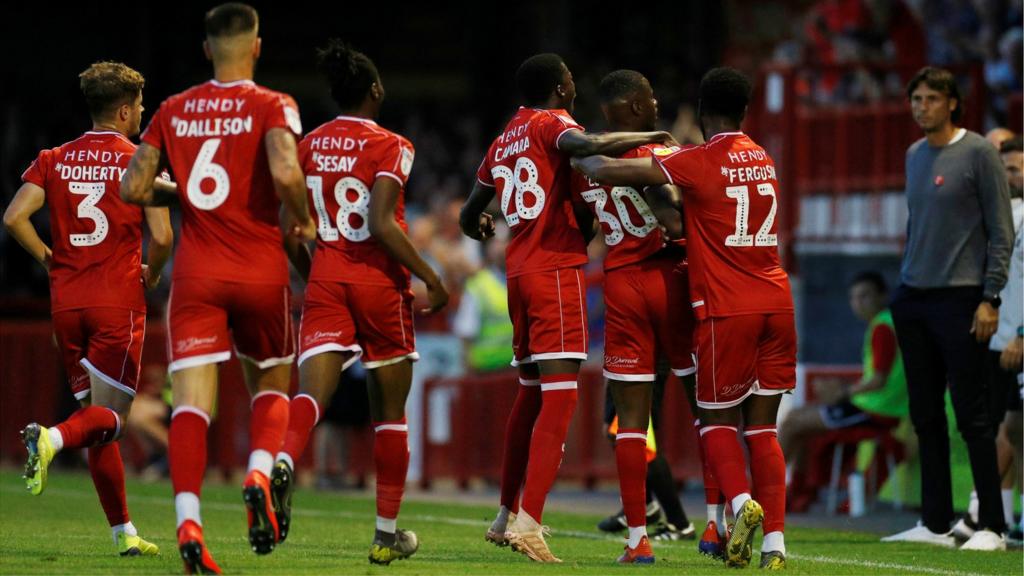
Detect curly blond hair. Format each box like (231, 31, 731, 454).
(79, 61, 145, 119)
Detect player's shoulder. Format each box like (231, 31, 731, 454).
(250, 83, 298, 106)
(533, 107, 581, 129)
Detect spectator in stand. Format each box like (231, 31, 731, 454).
(984, 27, 1024, 126)
(883, 67, 1014, 551)
(452, 223, 514, 373)
(780, 272, 908, 511)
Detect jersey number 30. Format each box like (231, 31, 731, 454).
(581, 186, 658, 246)
(725, 183, 777, 247)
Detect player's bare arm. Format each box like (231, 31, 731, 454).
(280, 209, 312, 282)
(3, 182, 52, 270)
(368, 176, 449, 314)
(643, 184, 684, 239)
(459, 181, 497, 240)
(571, 156, 668, 187)
(120, 143, 179, 206)
(557, 129, 678, 158)
(572, 199, 598, 244)
(265, 127, 316, 241)
(142, 207, 173, 290)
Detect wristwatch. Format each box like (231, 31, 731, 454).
(983, 294, 1002, 308)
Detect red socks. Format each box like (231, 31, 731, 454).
(374, 417, 410, 521)
(55, 406, 119, 449)
(248, 391, 289, 476)
(279, 394, 320, 466)
(700, 426, 750, 504)
(745, 426, 786, 534)
(170, 407, 209, 498)
(499, 379, 542, 513)
(88, 442, 129, 526)
(519, 374, 579, 522)
(695, 419, 725, 506)
(615, 428, 648, 529)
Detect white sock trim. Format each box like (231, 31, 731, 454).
(171, 406, 211, 426)
(699, 425, 738, 437)
(248, 449, 274, 477)
(762, 531, 786, 554)
(540, 380, 577, 392)
(276, 452, 295, 471)
(627, 525, 647, 549)
(375, 423, 409, 433)
(616, 432, 647, 441)
(1001, 489, 1015, 527)
(48, 427, 64, 452)
(731, 493, 752, 518)
(251, 390, 289, 406)
(109, 409, 122, 440)
(111, 520, 137, 544)
(743, 427, 777, 437)
(519, 378, 541, 387)
(376, 516, 397, 533)
(175, 492, 201, 528)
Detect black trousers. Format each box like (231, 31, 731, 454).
(891, 285, 1006, 534)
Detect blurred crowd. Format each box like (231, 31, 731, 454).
(770, 0, 1022, 127)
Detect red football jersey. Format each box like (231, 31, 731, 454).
(141, 79, 303, 285)
(653, 132, 793, 319)
(21, 131, 145, 313)
(571, 144, 665, 270)
(298, 116, 414, 288)
(476, 107, 589, 278)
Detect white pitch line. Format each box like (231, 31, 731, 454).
(1, 484, 1009, 575)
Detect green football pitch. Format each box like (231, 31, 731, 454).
(0, 470, 1019, 575)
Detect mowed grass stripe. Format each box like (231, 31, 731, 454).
(0, 471, 1018, 575)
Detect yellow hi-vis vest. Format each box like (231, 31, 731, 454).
(464, 269, 514, 372)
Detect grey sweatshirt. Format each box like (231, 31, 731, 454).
(900, 129, 1014, 298)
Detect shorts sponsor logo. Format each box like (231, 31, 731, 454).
(175, 336, 219, 354)
(305, 330, 343, 345)
(605, 355, 639, 367)
(720, 378, 756, 398)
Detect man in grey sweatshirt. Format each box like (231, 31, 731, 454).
(881, 67, 1014, 551)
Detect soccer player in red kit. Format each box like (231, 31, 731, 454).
(572, 69, 726, 563)
(120, 4, 316, 572)
(460, 53, 676, 563)
(573, 67, 795, 570)
(273, 39, 449, 565)
(4, 61, 173, 557)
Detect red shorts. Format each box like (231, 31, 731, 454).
(507, 267, 588, 366)
(603, 257, 695, 381)
(168, 278, 294, 372)
(694, 313, 796, 409)
(298, 281, 417, 370)
(52, 307, 146, 400)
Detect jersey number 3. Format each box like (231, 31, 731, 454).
(725, 183, 777, 247)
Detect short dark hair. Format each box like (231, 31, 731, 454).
(698, 67, 751, 125)
(317, 39, 379, 110)
(1001, 135, 1023, 154)
(906, 67, 962, 124)
(598, 70, 647, 104)
(205, 3, 258, 38)
(516, 53, 565, 105)
(850, 271, 888, 294)
(79, 61, 145, 120)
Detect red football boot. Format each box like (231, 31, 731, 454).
(177, 520, 222, 575)
(243, 470, 280, 555)
(617, 535, 655, 564)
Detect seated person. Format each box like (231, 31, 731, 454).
(780, 272, 908, 490)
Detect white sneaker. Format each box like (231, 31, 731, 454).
(959, 529, 1006, 551)
(952, 517, 978, 541)
(880, 522, 955, 547)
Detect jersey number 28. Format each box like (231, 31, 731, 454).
(492, 157, 545, 227)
